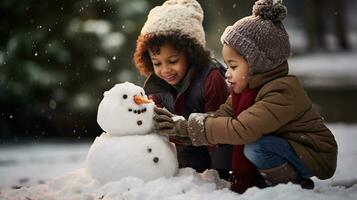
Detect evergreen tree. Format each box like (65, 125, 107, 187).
(0, 0, 152, 141)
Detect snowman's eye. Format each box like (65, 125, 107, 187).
(123, 94, 128, 99)
(140, 92, 143, 96)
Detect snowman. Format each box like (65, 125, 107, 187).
(85, 82, 178, 183)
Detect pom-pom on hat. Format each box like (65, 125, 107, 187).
(141, 0, 206, 48)
(221, 0, 290, 76)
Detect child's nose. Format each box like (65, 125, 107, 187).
(225, 71, 231, 79)
(162, 65, 172, 74)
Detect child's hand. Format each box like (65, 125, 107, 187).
(153, 107, 174, 129)
(153, 107, 189, 138)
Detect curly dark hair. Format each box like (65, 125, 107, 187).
(133, 31, 211, 76)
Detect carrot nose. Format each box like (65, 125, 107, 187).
(133, 95, 153, 105)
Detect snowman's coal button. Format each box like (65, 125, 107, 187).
(153, 157, 159, 163)
(137, 120, 142, 126)
(147, 148, 152, 153)
(128, 108, 132, 112)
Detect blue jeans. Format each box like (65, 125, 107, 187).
(243, 136, 312, 178)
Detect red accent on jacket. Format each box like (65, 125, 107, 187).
(230, 88, 262, 194)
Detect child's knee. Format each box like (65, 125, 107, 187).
(243, 137, 277, 164)
(243, 142, 264, 164)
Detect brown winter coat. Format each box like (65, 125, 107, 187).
(188, 62, 337, 180)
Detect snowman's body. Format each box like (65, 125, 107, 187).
(85, 82, 178, 183)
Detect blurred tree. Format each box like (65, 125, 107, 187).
(200, 0, 252, 55)
(302, 0, 349, 51)
(0, 0, 153, 141)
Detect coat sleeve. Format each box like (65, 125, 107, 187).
(210, 96, 234, 117)
(203, 69, 230, 112)
(202, 82, 297, 145)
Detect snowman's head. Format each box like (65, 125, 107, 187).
(97, 82, 155, 136)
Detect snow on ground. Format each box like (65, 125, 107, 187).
(0, 123, 356, 200)
(0, 143, 89, 188)
(289, 51, 357, 87)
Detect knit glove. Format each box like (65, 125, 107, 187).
(153, 107, 189, 138)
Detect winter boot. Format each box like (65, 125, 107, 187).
(258, 162, 314, 189)
(230, 170, 267, 194)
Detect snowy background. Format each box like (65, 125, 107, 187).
(1, 52, 357, 199)
(0, 124, 357, 200)
(1, 0, 357, 199)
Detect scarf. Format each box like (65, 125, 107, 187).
(230, 87, 263, 193)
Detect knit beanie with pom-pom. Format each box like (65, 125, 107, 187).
(221, 0, 290, 75)
(141, 0, 206, 48)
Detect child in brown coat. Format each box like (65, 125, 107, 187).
(153, 0, 338, 193)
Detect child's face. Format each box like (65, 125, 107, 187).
(149, 43, 188, 86)
(222, 44, 249, 94)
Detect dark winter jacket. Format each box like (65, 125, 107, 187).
(143, 59, 229, 118)
(144, 59, 231, 172)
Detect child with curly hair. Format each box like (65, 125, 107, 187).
(153, 0, 338, 193)
(133, 0, 231, 180)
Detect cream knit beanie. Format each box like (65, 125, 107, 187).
(141, 0, 206, 48)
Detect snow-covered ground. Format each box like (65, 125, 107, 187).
(289, 51, 357, 87)
(0, 123, 356, 200)
(0, 142, 90, 188)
